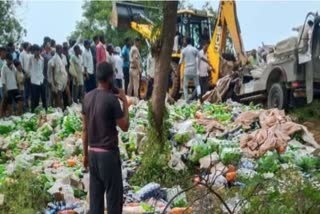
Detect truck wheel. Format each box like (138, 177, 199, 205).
(168, 61, 180, 100)
(267, 83, 287, 109)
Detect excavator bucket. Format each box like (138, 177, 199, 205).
(111, 1, 150, 29)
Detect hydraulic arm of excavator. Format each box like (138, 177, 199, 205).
(207, 0, 247, 85)
(111, 1, 155, 42)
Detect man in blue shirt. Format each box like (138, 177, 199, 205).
(121, 38, 131, 94)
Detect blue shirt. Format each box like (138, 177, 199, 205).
(121, 45, 130, 68)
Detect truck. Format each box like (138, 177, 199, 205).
(236, 12, 320, 109)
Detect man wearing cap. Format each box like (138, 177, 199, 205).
(83, 40, 95, 93)
(128, 38, 141, 98)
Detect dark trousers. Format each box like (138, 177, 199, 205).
(89, 150, 123, 214)
(72, 84, 84, 104)
(123, 67, 129, 94)
(31, 83, 47, 112)
(115, 79, 123, 89)
(199, 76, 209, 96)
(146, 78, 154, 99)
(24, 78, 31, 110)
(85, 74, 96, 93)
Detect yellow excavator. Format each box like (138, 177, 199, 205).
(111, 0, 246, 99)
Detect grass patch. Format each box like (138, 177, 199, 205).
(289, 100, 320, 122)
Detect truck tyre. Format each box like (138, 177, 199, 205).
(168, 61, 180, 100)
(267, 82, 287, 109)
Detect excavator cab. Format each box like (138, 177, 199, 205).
(111, 1, 214, 99)
(176, 9, 213, 50)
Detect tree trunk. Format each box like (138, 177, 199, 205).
(151, 1, 178, 133)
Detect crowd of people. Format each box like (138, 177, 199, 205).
(0, 35, 149, 117)
(0, 31, 216, 117)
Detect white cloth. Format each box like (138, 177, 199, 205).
(19, 50, 30, 73)
(113, 54, 124, 79)
(197, 49, 209, 77)
(179, 44, 198, 75)
(1, 63, 18, 91)
(173, 35, 179, 52)
(146, 53, 155, 78)
(29, 55, 44, 85)
(82, 48, 94, 74)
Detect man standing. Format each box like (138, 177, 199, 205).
(41, 42, 53, 106)
(82, 62, 129, 214)
(19, 42, 31, 110)
(69, 45, 84, 103)
(95, 35, 107, 66)
(128, 38, 141, 98)
(0, 47, 6, 103)
(113, 47, 124, 89)
(146, 47, 156, 99)
(83, 40, 95, 93)
(179, 37, 200, 100)
(121, 38, 131, 93)
(197, 41, 211, 96)
(48, 45, 69, 109)
(29, 44, 46, 112)
(1, 54, 23, 116)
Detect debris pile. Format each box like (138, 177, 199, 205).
(0, 100, 319, 213)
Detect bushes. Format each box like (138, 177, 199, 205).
(0, 168, 51, 214)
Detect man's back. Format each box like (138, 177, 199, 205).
(182, 45, 198, 67)
(82, 89, 123, 150)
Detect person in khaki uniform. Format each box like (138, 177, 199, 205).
(127, 38, 141, 98)
(69, 45, 84, 103)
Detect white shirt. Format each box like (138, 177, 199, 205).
(197, 50, 209, 77)
(0, 58, 4, 87)
(82, 48, 94, 74)
(29, 55, 44, 85)
(19, 50, 30, 73)
(1, 63, 18, 91)
(179, 44, 199, 76)
(113, 54, 124, 79)
(146, 53, 155, 78)
(173, 35, 179, 52)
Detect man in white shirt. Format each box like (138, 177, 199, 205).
(146, 47, 156, 99)
(1, 53, 23, 116)
(197, 41, 211, 96)
(83, 40, 95, 93)
(0, 47, 6, 104)
(113, 46, 124, 89)
(28, 44, 46, 112)
(19, 42, 31, 110)
(48, 45, 69, 109)
(179, 37, 200, 100)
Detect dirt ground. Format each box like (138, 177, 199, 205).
(302, 120, 320, 144)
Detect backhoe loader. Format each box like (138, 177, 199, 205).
(112, 0, 248, 99)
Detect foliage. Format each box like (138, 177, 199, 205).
(130, 103, 193, 187)
(0, 168, 51, 214)
(257, 151, 280, 173)
(0, 0, 26, 45)
(69, 0, 161, 53)
(239, 169, 320, 213)
(174, 132, 191, 145)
